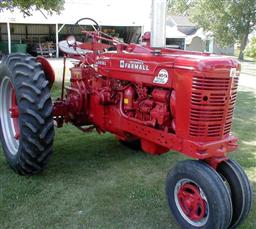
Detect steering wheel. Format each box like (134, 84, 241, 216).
(71, 17, 100, 37)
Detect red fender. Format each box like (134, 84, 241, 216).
(36, 56, 55, 89)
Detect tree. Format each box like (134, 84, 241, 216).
(169, 0, 256, 60)
(245, 36, 256, 59)
(0, 0, 64, 14)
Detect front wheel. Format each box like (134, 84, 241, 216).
(166, 160, 232, 229)
(217, 159, 253, 228)
(0, 53, 54, 175)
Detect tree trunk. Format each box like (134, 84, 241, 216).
(238, 32, 249, 60)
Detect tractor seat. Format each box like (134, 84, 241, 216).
(58, 40, 92, 55)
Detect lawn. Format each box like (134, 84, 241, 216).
(0, 88, 255, 229)
(241, 61, 256, 77)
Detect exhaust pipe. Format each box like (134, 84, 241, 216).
(151, 0, 167, 49)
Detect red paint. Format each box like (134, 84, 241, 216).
(52, 23, 240, 161)
(123, 86, 136, 110)
(37, 56, 55, 88)
(9, 90, 20, 139)
(205, 157, 228, 170)
(177, 183, 207, 221)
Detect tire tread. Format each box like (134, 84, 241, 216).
(0, 53, 54, 175)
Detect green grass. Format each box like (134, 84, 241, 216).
(0, 89, 256, 229)
(244, 56, 256, 62)
(240, 62, 256, 77)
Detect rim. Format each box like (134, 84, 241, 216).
(0, 76, 20, 155)
(174, 178, 209, 227)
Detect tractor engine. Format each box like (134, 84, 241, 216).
(122, 86, 172, 131)
(64, 66, 91, 126)
(65, 66, 174, 135)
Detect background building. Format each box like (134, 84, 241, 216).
(0, 0, 234, 57)
(166, 15, 234, 55)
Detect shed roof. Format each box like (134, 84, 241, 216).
(0, 0, 150, 26)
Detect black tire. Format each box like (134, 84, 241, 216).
(166, 160, 232, 229)
(217, 159, 253, 229)
(119, 139, 141, 151)
(0, 53, 54, 175)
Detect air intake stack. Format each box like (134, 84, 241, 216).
(151, 0, 167, 49)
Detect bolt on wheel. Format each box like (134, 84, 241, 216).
(174, 178, 209, 227)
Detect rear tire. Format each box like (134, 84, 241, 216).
(166, 160, 232, 229)
(217, 159, 253, 229)
(0, 53, 54, 175)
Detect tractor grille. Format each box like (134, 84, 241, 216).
(189, 76, 239, 138)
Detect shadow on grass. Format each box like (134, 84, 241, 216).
(46, 125, 182, 179)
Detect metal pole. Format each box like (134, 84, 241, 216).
(7, 22, 11, 54)
(151, 0, 167, 49)
(61, 55, 66, 100)
(56, 23, 59, 58)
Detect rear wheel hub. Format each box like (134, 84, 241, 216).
(0, 77, 20, 155)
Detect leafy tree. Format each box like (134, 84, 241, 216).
(169, 0, 256, 60)
(0, 0, 64, 14)
(245, 36, 256, 59)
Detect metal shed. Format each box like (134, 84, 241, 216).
(0, 0, 150, 57)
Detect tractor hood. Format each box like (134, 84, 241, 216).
(97, 48, 240, 87)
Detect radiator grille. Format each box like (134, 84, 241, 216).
(189, 76, 239, 138)
(192, 76, 230, 91)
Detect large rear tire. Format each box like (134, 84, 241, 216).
(166, 160, 233, 229)
(0, 53, 54, 175)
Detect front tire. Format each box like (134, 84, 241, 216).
(0, 53, 54, 175)
(166, 160, 232, 229)
(217, 159, 253, 228)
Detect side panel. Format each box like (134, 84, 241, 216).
(97, 53, 175, 89)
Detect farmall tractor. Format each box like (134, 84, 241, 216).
(0, 1, 253, 228)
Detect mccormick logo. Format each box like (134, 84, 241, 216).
(153, 69, 169, 84)
(119, 60, 149, 71)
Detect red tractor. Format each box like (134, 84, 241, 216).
(0, 7, 253, 229)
